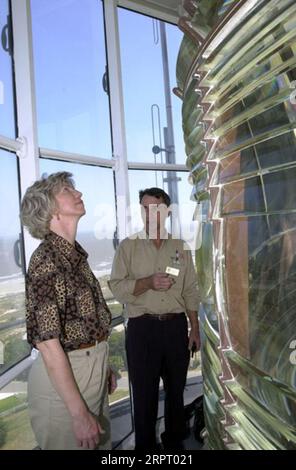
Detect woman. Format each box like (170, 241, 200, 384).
(20, 171, 116, 450)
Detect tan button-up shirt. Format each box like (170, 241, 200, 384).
(109, 231, 199, 318)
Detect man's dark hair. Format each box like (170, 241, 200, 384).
(139, 187, 171, 207)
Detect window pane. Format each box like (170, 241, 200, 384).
(0, 366, 36, 450)
(31, 0, 112, 158)
(0, 150, 28, 375)
(128, 169, 198, 248)
(118, 9, 185, 164)
(40, 159, 121, 317)
(109, 323, 132, 448)
(0, 0, 15, 138)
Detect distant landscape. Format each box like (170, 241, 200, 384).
(0, 231, 116, 279)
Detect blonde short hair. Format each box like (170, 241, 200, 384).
(20, 172, 75, 239)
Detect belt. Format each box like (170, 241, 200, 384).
(78, 342, 96, 350)
(141, 313, 182, 321)
(78, 336, 107, 350)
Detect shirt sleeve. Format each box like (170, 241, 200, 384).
(182, 246, 200, 312)
(109, 241, 137, 304)
(26, 268, 62, 348)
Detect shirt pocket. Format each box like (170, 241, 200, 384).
(130, 254, 153, 279)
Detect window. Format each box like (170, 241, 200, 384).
(118, 8, 185, 164)
(40, 159, 121, 317)
(0, 0, 16, 138)
(31, 0, 112, 158)
(0, 150, 28, 375)
(109, 323, 132, 448)
(0, 366, 36, 450)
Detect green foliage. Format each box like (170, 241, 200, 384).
(0, 418, 7, 448)
(4, 336, 30, 364)
(109, 389, 129, 404)
(109, 356, 124, 378)
(0, 335, 31, 378)
(109, 302, 123, 318)
(0, 408, 36, 450)
(0, 396, 24, 414)
(109, 329, 127, 377)
(4, 336, 30, 367)
(109, 331, 125, 356)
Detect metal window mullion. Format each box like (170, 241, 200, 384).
(128, 161, 188, 171)
(11, 0, 40, 262)
(104, 0, 130, 241)
(0, 355, 35, 390)
(0, 134, 22, 153)
(39, 147, 114, 168)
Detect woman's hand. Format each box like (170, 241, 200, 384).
(72, 409, 103, 449)
(108, 367, 117, 394)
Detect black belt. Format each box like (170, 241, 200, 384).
(139, 313, 183, 321)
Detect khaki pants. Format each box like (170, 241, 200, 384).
(28, 341, 111, 450)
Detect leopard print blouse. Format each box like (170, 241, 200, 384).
(25, 231, 111, 352)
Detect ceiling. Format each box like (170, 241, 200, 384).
(117, 0, 184, 24)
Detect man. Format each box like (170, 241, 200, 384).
(109, 187, 200, 450)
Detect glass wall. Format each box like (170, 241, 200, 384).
(40, 159, 121, 318)
(118, 8, 184, 164)
(0, 150, 28, 376)
(109, 323, 132, 447)
(0, 0, 16, 138)
(31, 0, 112, 157)
(0, 366, 36, 450)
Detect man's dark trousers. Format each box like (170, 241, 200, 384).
(126, 313, 190, 451)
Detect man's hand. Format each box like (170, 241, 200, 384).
(149, 273, 175, 291)
(188, 328, 201, 353)
(133, 273, 174, 296)
(108, 367, 117, 394)
(72, 410, 103, 450)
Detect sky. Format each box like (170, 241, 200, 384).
(30, 0, 185, 163)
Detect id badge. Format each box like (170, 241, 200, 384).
(165, 266, 180, 277)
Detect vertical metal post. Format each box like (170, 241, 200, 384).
(11, 0, 40, 261)
(159, 21, 179, 206)
(104, 0, 130, 241)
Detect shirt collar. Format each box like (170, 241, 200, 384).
(136, 228, 171, 241)
(45, 231, 88, 267)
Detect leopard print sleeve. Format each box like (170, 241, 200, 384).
(25, 246, 63, 348)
